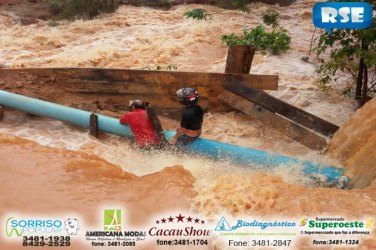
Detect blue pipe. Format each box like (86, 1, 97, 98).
(0, 90, 133, 137)
(0, 90, 348, 187)
(165, 131, 347, 187)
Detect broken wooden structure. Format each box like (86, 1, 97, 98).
(225, 45, 256, 74)
(0, 68, 278, 119)
(221, 46, 339, 150)
(0, 67, 339, 150)
(219, 78, 339, 150)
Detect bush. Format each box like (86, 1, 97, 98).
(49, 0, 120, 19)
(156, 65, 177, 71)
(184, 9, 211, 20)
(221, 25, 291, 54)
(262, 9, 279, 28)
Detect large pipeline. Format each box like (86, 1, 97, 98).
(0, 90, 348, 187)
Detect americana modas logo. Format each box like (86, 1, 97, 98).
(104, 209, 121, 231)
(148, 213, 211, 237)
(85, 209, 146, 247)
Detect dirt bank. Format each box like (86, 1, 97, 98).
(328, 97, 376, 188)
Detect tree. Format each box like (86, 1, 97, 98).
(221, 9, 290, 74)
(314, 0, 376, 105)
(183, 9, 211, 20)
(221, 9, 291, 55)
(262, 9, 279, 29)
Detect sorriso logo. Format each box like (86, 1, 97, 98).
(312, 2, 373, 33)
(5, 217, 63, 237)
(6, 217, 22, 237)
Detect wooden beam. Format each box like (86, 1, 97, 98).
(0, 106, 4, 121)
(225, 45, 256, 74)
(146, 106, 169, 147)
(224, 79, 339, 137)
(89, 113, 99, 138)
(0, 68, 278, 115)
(218, 91, 328, 150)
(0, 68, 278, 90)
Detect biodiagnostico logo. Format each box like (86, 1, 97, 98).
(312, 2, 373, 33)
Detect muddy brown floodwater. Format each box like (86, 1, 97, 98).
(0, 134, 197, 249)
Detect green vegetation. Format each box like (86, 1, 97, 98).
(221, 9, 290, 55)
(156, 65, 177, 71)
(262, 9, 279, 28)
(221, 26, 291, 55)
(183, 9, 211, 20)
(49, 0, 120, 19)
(314, 0, 376, 103)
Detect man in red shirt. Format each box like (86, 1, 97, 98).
(119, 100, 159, 149)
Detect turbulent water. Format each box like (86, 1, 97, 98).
(0, 1, 375, 249)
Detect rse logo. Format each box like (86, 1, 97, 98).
(313, 2, 373, 33)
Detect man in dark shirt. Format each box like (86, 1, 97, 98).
(170, 87, 204, 145)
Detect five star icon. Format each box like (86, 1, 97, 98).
(176, 214, 185, 222)
(154, 214, 206, 224)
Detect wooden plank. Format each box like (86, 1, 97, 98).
(65, 93, 210, 110)
(0, 106, 4, 121)
(0, 68, 278, 90)
(218, 91, 328, 150)
(146, 106, 169, 147)
(89, 113, 99, 138)
(225, 45, 255, 74)
(0, 68, 278, 115)
(62, 81, 214, 98)
(149, 108, 181, 121)
(62, 82, 169, 95)
(224, 79, 339, 137)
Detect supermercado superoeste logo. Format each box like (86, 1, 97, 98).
(304, 218, 374, 230)
(312, 2, 373, 33)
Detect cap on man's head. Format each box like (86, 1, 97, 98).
(130, 100, 146, 109)
(176, 87, 199, 105)
(176, 87, 197, 98)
